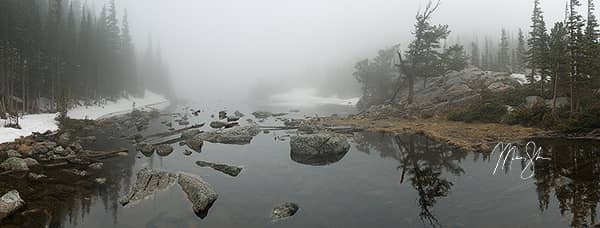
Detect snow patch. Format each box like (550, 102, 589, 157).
(0, 113, 59, 144)
(68, 90, 170, 120)
(269, 88, 359, 107)
(0, 90, 169, 144)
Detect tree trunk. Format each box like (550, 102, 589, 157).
(552, 66, 559, 114)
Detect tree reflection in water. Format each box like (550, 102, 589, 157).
(354, 132, 468, 227)
(532, 139, 600, 228)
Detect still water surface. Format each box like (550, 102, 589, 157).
(42, 103, 600, 228)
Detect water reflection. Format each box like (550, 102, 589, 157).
(354, 132, 468, 227)
(532, 138, 600, 228)
(354, 132, 600, 228)
(290, 148, 349, 166)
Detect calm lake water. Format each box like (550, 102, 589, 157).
(9, 102, 600, 228)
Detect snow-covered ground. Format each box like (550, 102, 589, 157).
(67, 90, 169, 120)
(269, 88, 359, 107)
(0, 113, 59, 144)
(0, 90, 169, 144)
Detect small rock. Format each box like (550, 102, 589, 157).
(0, 190, 25, 220)
(209, 121, 228, 129)
(183, 150, 193, 156)
(185, 138, 204, 152)
(155, 145, 174, 156)
(218, 111, 227, 119)
(233, 111, 245, 117)
(6, 150, 21, 158)
(226, 116, 240, 122)
(95, 178, 107, 185)
(62, 169, 87, 177)
(28, 173, 47, 180)
(69, 142, 83, 152)
(58, 132, 71, 145)
(89, 162, 104, 170)
(137, 143, 155, 157)
(271, 202, 299, 221)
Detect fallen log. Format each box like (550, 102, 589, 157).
(142, 123, 205, 141)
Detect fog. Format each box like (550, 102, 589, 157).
(109, 0, 576, 102)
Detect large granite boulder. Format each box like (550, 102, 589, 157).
(290, 134, 350, 166)
(177, 173, 218, 217)
(0, 190, 25, 220)
(191, 126, 260, 145)
(119, 168, 177, 206)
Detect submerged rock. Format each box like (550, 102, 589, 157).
(119, 168, 177, 206)
(252, 111, 273, 119)
(155, 144, 174, 157)
(290, 134, 350, 166)
(0, 190, 25, 221)
(271, 202, 299, 221)
(196, 160, 242, 177)
(177, 173, 218, 217)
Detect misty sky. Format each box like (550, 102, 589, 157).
(107, 0, 583, 100)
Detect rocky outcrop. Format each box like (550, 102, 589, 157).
(361, 67, 523, 116)
(177, 173, 218, 217)
(119, 168, 177, 206)
(271, 202, 299, 221)
(196, 160, 242, 177)
(290, 133, 350, 166)
(0, 190, 25, 221)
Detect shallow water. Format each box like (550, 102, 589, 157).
(7, 104, 600, 228)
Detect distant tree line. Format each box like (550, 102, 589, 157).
(0, 0, 172, 115)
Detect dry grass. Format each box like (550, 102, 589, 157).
(320, 116, 545, 152)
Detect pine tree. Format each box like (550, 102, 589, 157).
(548, 22, 570, 113)
(402, 0, 450, 104)
(516, 29, 528, 73)
(470, 41, 480, 67)
(528, 0, 550, 96)
(567, 0, 585, 113)
(498, 28, 511, 72)
(582, 0, 600, 95)
(120, 9, 137, 96)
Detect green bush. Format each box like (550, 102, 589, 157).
(447, 101, 507, 123)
